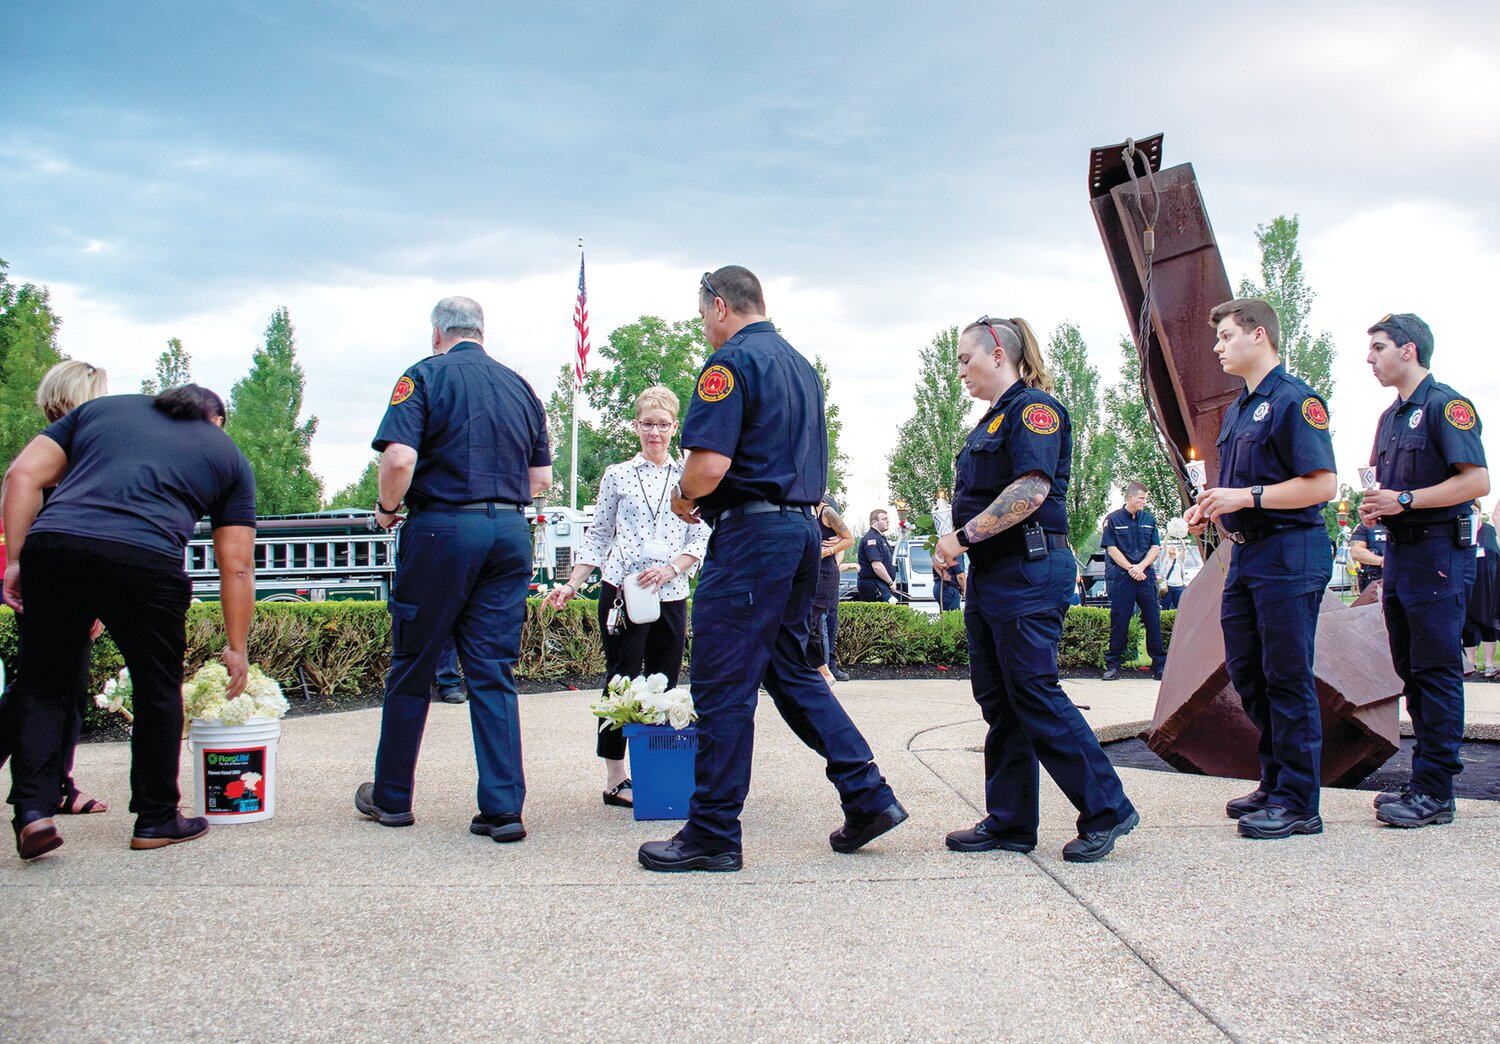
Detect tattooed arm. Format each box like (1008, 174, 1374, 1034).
(932, 470, 1050, 570)
(819, 504, 855, 558)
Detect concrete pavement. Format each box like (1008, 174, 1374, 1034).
(2, 677, 1497, 1041)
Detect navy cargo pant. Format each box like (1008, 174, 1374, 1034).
(683, 508, 895, 852)
(1220, 528, 1332, 816)
(1383, 534, 1474, 802)
(1105, 574, 1165, 672)
(966, 550, 1137, 842)
(373, 506, 532, 816)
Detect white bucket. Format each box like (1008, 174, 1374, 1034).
(188, 717, 281, 824)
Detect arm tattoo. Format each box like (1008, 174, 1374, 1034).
(963, 472, 1050, 544)
(823, 506, 852, 540)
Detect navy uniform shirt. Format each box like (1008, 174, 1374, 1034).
(953, 380, 1071, 570)
(857, 528, 894, 580)
(1101, 507, 1161, 581)
(680, 321, 826, 516)
(1214, 365, 1336, 534)
(1371, 373, 1486, 526)
(1350, 522, 1387, 564)
(372, 341, 550, 506)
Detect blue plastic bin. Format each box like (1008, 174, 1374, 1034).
(623, 724, 699, 821)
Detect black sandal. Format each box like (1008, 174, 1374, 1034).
(602, 779, 633, 808)
(58, 788, 108, 815)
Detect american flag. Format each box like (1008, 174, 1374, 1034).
(573, 254, 590, 388)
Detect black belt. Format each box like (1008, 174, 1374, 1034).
(1223, 521, 1313, 546)
(707, 500, 816, 525)
(1386, 520, 1461, 545)
(981, 531, 1070, 559)
(411, 500, 526, 513)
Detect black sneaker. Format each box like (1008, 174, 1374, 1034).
(1376, 792, 1455, 829)
(1062, 810, 1139, 862)
(354, 782, 415, 827)
(830, 667, 851, 683)
(130, 812, 210, 850)
(470, 812, 526, 842)
(1373, 784, 1412, 809)
(1225, 788, 1272, 820)
(1237, 805, 1323, 840)
(829, 800, 908, 853)
(945, 822, 1035, 853)
(638, 836, 742, 872)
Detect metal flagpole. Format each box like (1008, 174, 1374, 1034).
(570, 238, 582, 510)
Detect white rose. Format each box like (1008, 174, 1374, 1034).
(644, 673, 668, 694)
(666, 703, 692, 730)
(1167, 517, 1189, 539)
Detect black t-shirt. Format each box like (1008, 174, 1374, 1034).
(32, 395, 257, 562)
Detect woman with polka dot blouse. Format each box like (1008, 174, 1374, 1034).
(545, 386, 709, 808)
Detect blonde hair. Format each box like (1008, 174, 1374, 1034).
(36, 360, 108, 421)
(634, 384, 680, 422)
(962, 317, 1054, 393)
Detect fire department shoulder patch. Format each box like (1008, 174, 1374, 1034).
(1021, 403, 1060, 435)
(390, 376, 415, 406)
(697, 365, 734, 403)
(1446, 399, 1476, 430)
(1301, 397, 1329, 429)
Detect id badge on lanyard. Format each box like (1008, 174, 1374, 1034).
(637, 465, 675, 563)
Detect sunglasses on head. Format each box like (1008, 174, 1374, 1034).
(700, 272, 724, 303)
(974, 315, 1016, 351)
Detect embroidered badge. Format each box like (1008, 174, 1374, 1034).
(1446, 399, 1476, 430)
(987, 413, 1004, 434)
(1408, 408, 1423, 430)
(1301, 398, 1328, 429)
(389, 376, 415, 406)
(1021, 404, 1060, 435)
(1253, 402, 1271, 422)
(697, 365, 734, 402)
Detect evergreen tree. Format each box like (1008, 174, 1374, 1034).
(1045, 322, 1113, 551)
(1102, 335, 1183, 524)
(0, 259, 64, 469)
(886, 326, 972, 516)
(326, 457, 380, 510)
(812, 355, 848, 498)
(1237, 215, 1336, 402)
(226, 307, 322, 515)
(140, 337, 193, 394)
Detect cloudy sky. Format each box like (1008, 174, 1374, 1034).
(4, 1, 1498, 522)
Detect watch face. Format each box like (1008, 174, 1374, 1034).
(1398, 492, 1413, 506)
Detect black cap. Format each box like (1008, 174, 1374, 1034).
(1368, 313, 1433, 366)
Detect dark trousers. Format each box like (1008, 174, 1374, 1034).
(596, 581, 688, 760)
(966, 603, 1135, 840)
(1160, 586, 1183, 610)
(1384, 537, 1473, 802)
(1221, 582, 1324, 815)
(935, 576, 962, 612)
(0, 630, 92, 804)
(7, 536, 190, 823)
(434, 637, 463, 694)
(1106, 575, 1165, 671)
(855, 577, 894, 602)
(685, 511, 893, 851)
(824, 602, 842, 670)
(373, 507, 531, 816)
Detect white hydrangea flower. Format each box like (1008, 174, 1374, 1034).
(1166, 517, 1189, 539)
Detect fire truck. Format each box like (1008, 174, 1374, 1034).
(184, 506, 598, 602)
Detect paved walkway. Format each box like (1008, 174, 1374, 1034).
(3, 678, 1497, 1041)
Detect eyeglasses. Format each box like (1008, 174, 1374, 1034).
(700, 271, 724, 303)
(636, 421, 674, 432)
(974, 315, 1015, 351)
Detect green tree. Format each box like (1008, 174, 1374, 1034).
(226, 307, 322, 515)
(140, 337, 193, 394)
(812, 355, 848, 498)
(545, 363, 614, 507)
(1237, 214, 1336, 402)
(0, 259, 64, 469)
(326, 457, 380, 510)
(1103, 335, 1183, 525)
(583, 315, 712, 468)
(1046, 322, 1113, 551)
(886, 327, 971, 516)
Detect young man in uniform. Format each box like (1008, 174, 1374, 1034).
(355, 296, 552, 842)
(856, 509, 899, 603)
(1100, 481, 1166, 681)
(646, 265, 906, 872)
(1359, 312, 1488, 828)
(1348, 519, 1387, 594)
(1185, 298, 1337, 840)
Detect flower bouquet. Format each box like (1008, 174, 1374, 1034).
(591, 673, 696, 731)
(183, 662, 290, 725)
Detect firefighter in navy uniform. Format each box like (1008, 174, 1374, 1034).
(1360, 313, 1488, 829)
(1186, 299, 1337, 841)
(1100, 482, 1166, 680)
(640, 266, 906, 873)
(933, 315, 1137, 863)
(354, 296, 552, 843)
(855, 509, 899, 602)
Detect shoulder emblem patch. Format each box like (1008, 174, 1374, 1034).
(1021, 403, 1060, 435)
(1446, 399, 1476, 430)
(1301, 397, 1329, 429)
(1253, 402, 1270, 422)
(697, 365, 734, 403)
(986, 413, 1004, 434)
(390, 376, 415, 406)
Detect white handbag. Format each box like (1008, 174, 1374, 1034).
(622, 573, 661, 624)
